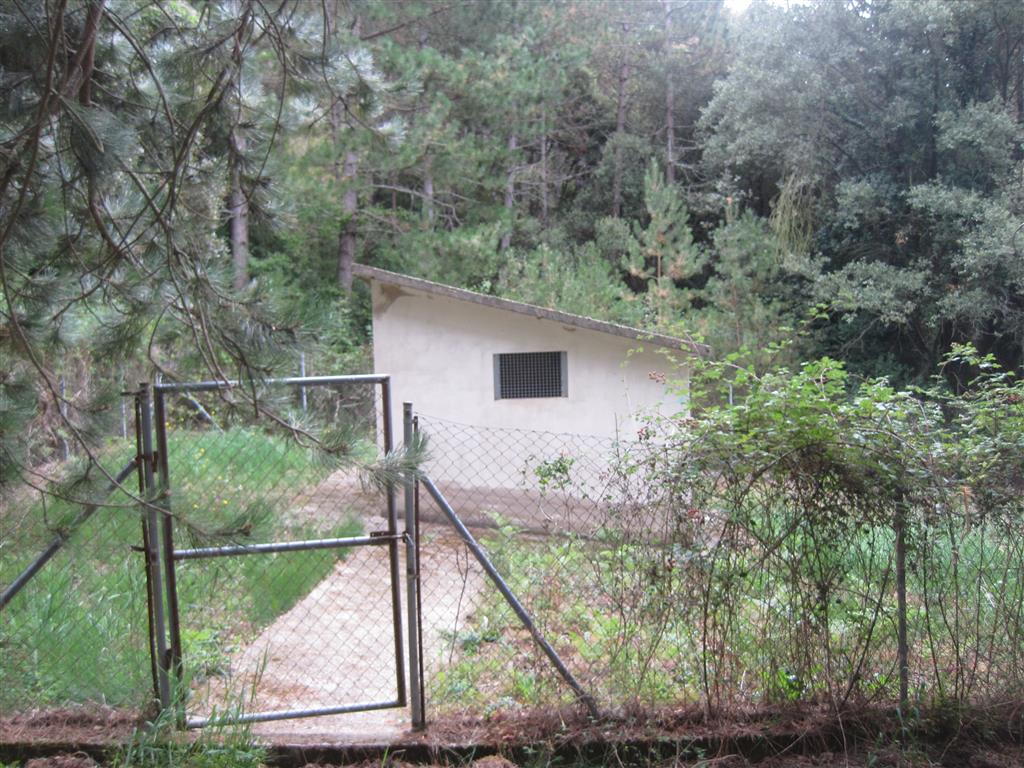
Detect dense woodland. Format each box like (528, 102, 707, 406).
(1, 0, 1023, 478)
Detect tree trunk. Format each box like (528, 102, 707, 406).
(663, 1, 675, 185)
(1016, 49, 1023, 124)
(328, 5, 360, 292)
(500, 133, 517, 251)
(540, 107, 549, 227)
(423, 154, 435, 223)
(612, 34, 629, 219)
(228, 13, 249, 293)
(338, 149, 358, 291)
(229, 129, 249, 292)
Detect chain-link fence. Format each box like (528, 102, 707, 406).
(154, 376, 409, 727)
(415, 414, 1024, 717)
(415, 414, 635, 714)
(5, 389, 1022, 732)
(1, 375, 412, 730)
(1, 450, 151, 716)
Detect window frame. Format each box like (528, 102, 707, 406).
(492, 351, 568, 400)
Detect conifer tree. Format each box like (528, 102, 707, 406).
(0, 0, 331, 484)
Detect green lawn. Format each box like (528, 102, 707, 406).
(0, 426, 365, 711)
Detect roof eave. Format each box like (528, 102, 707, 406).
(353, 264, 709, 357)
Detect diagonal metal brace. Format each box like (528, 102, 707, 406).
(420, 475, 600, 719)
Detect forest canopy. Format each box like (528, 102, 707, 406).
(1, 0, 1022, 480)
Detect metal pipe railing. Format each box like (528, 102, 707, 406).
(173, 533, 402, 560)
(154, 373, 390, 393)
(0, 458, 139, 611)
(403, 403, 424, 729)
(186, 698, 402, 729)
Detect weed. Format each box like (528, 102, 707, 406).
(0, 426, 361, 712)
(112, 706, 265, 768)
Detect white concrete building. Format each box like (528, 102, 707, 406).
(355, 265, 704, 504)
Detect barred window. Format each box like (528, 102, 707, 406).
(494, 352, 567, 399)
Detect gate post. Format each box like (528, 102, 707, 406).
(153, 385, 184, 724)
(139, 382, 172, 710)
(381, 378, 408, 705)
(403, 403, 424, 729)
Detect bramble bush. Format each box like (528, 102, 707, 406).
(433, 347, 1023, 715)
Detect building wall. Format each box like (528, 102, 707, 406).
(368, 281, 690, 490)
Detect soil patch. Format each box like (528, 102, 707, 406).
(3, 704, 1022, 767)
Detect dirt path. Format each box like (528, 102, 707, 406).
(190, 511, 486, 743)
(188, 463, 603, 744)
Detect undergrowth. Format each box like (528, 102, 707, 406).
(111, 707, 266, 768)
(0, 426, 361, 711)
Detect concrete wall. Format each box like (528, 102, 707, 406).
(370, 281, 689, 434)
(368, 281, 690, 489)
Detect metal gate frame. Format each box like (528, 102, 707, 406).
(135, 374, 424, 729)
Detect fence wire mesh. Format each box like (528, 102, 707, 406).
(5, 390, 1022, 728)
(1, 409, 148, 720)
(157, 379, 403, 722)
(1, 377, 405, 725)
(1, 456, 152, 715)
(415, 414, 1024, 717)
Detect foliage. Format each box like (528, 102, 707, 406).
(690, 208, 807, 370)
(431, 352, 1024, 713)
(0, 426, 361, 710)
(497, 243, 640, 325)
(2, 0, 1023, 725)
(700, 0, 1024, 382)
(6, 0, 1020, 493)
(112, 706, 266, 768)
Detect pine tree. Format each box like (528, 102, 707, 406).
(0, 0, 332, 485)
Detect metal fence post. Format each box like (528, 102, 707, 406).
(299, 351, 308, 411)
(154, 386, 184, 722)
(420, 475, 600, 719)
(136, 391, 160, 704)
(139, 382, 172, 710)
(413, 415, 425, 726)
(381, 378, 408, 705)
(403, 403, 424, 729)
(895, 498, 909, 711)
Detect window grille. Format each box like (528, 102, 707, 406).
(494, 352, 567, 399)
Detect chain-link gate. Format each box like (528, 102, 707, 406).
(136, 375, 423, 728)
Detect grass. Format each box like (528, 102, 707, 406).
(0, 424, 366, 712)
(111, 706, 267, 768)
(428, 509, 1024, 714)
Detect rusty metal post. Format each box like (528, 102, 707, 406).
(381, 378, 407, 704)
(403, 403, 424, 728)
(895, 499, 909, 711)
(139, 382, 171, 710)
(154, 387, 183, 721)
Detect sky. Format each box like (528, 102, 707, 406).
(724, 0, 812, 14)
(724, 0, 753, 12)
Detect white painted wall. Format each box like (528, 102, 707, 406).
(368, 281, 690, 490)
(364, 280, 692, 501)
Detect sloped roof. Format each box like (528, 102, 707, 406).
(353, 264, 708, 355)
